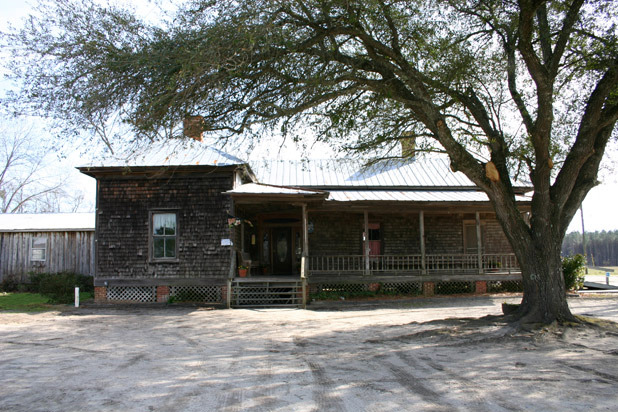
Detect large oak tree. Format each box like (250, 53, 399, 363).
(4, 0, 618, 323)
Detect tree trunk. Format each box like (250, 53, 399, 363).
(513, 233, 577, 324)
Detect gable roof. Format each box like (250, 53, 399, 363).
(0, 213, 95, 232)
(80, 140, 245, 169)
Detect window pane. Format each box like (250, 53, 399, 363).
(165, 238, 176, 258)
(154, 238, 165, 258)
(32, 237, 47, 249)
(31, 248, 46, 261)
(153, 213, 176, 235)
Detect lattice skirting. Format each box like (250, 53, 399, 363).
(170, 285, 222, 303)
(313, 281, 422, 296)
(107, 286, 156, 302)
(435, 281, 475, 295)
(487, 280, 523, 293)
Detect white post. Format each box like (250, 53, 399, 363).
(476, 211, 483, 274)
(607, 272, 610, 286)
(420, 211, 426, 275)
(364, 210, 370, 275)
(74, 287, 80, 308)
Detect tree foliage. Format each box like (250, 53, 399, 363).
(4, 0, 618, 323)
(0, 120, 78, 213)
(563, 230, 618, 266)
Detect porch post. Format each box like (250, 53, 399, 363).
(364, 210, 370, 275)
(476, 211, 483, 275)
(302, 204, 309, 257)
(302, 204, 309, 308)
(240, 222, 245, 252)
(226, 278, 231, 309)
(420, 210, 426, 275)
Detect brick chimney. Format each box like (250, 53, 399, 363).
(183, 115, 205, 142)
(401, 132, 416, 159)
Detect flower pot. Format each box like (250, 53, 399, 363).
(238, 268, 248, 278)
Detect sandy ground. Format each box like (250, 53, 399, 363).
(1, 295, 617, 412)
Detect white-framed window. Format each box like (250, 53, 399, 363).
(31, 237, 47, 261)
(152, 213, 177, 259)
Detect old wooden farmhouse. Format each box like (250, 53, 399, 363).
(0, 213, 95, 283)
(79, 141, 529, 307)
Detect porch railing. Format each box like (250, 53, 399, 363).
(308, 253, 519, 275)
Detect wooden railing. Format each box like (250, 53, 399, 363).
(308, 253, 520, 275)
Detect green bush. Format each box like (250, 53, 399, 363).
(36, 272, 94, 304)
(0, 275, 20, 292)
(26, 272, 46, 292)
(562, 254, 586, 291)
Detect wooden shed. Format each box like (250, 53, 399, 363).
(0, 213, 95, 282)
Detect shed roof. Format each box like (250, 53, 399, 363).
(250, 158, 526, 190)
(228, 183, 325, 196)
(328, 190, 531, 203)
(0, 213, 95, 232)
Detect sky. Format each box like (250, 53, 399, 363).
(0, 0, 617, 233)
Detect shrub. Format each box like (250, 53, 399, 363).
(37, 272, 94, 304)
(26, 272, 46, 293)
(0, 275, 20, 292)
(562, 254, 586, 291)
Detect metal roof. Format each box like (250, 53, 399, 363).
(250, 158, 477, 188)
(328, 191, 532, 203)
(227, 183, 326, 196)
(82, 140, 245, 168)
(0, 213, 95, 232)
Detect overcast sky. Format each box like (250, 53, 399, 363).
(1, 0, 617, 233)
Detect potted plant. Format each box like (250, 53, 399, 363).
(238, 265, 248, 277)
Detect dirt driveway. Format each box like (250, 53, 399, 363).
(1, 296, 617, 412)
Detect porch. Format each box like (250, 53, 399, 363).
(307, 253, 520, 276)
(226, 181, 526, 307)
(228, 253, 522, 308)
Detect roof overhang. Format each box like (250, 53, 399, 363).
(0, 213, 95, 232)
(78, 164, 241, 178)
(225, 183, 328, 203)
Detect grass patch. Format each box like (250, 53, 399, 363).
(587, 266, 618, 276)
(0, 292, 92, 312)
(0, 293, 54, 312)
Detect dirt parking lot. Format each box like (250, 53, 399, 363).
(1, 295, 617, 412)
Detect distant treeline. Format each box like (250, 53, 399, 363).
(562, 230, 618, 266)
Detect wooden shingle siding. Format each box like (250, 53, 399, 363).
(95, 172, 234, 281)
(306, 211, 511, 256)
(0, 231, 95, 281)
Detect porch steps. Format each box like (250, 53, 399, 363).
(231, 278, 304, 308)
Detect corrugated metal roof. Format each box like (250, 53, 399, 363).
(250, 158, 476, 188)
(83, 140, 245, 168)
(0, 213, 95, 232)
(328, 191, 532, 203)
(227, 183, 325, 196)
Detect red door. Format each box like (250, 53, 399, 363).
(368, 223, 381, 256)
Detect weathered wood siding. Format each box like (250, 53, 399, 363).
(0, 231, 95, 282)
(308, 211, 512, 255)
(95, 171, 234, 281)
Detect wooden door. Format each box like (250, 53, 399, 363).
(368, 223, 381, 256)
(272, 227, 292, 275)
